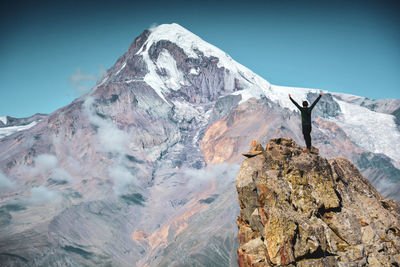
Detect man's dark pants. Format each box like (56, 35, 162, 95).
(302, 124, 312, 149)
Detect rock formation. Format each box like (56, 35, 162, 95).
(236, 138, 400, 266)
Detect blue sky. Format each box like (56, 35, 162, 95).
(1, 0, 399, 117)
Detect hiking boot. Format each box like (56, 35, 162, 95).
(309, 146, 319, 154)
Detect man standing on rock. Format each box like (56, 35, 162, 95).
(288, 92, 323, 152)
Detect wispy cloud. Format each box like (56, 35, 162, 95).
(69, 68, 96, 84)
(69, 68, 97, 94)
(109, 163, 137, 195)
(28, 186, 61, 204)
(185, 163, 240, 190)
(30, 154, 74, 183)
(69, 65, 108, 95)
(0, 170, 14, 190)
(51, 168, 74, 183)
(149, 23, 158, 32)
(83, 96, 129, 154)
(34, 154, 58, 171)
(83, 96, 136, 194)
(97, 125, 129, 154)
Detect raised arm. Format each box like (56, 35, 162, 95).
(310, 92, 323, 110)
(288, 94, 301, 110)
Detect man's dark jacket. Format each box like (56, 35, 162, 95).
(289, 95, 321, 125)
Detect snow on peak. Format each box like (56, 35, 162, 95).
(144, 23, 205, 58)
(0, 116, 7, 125)
(0, 121, 38, 139)
(144, 24, 269, 80)
(155, 49, 186, 90)
(135, 23, 274, 104)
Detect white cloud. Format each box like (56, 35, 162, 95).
(69, 65, 109, 95)
(29, 154, 73, 184)
(51, 168, 74, 183)
(35, 154, 58, 170)
(69, 68, 96, 84)
(83, 96, 129, 154)
(29, 186, 61, 204)
(185, 163, 240, 190)
(149, 22, 158, 32)
(0, 170, 14, 190)
(109, 163, 138, 195)
(30, 154, 58, 176)
(97, 125, 129, 154)
(69, 68, 96, 94)
(83, 96, 136, 195)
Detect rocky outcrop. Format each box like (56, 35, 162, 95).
(236, 138, 400, 266)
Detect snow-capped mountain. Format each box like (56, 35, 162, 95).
(0, 113, 46, 139)
(0, 23, 399, 266)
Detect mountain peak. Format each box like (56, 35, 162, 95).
(137, 22, 260, 82)
(236, 138, 400, 266)
(143, 23, 228, 61)
(95, 23, 272, 106)
(0, 116, 7, 125)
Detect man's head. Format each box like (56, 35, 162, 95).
(302, 101, 308, 108)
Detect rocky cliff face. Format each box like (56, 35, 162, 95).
(236, 138, 400, 266)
